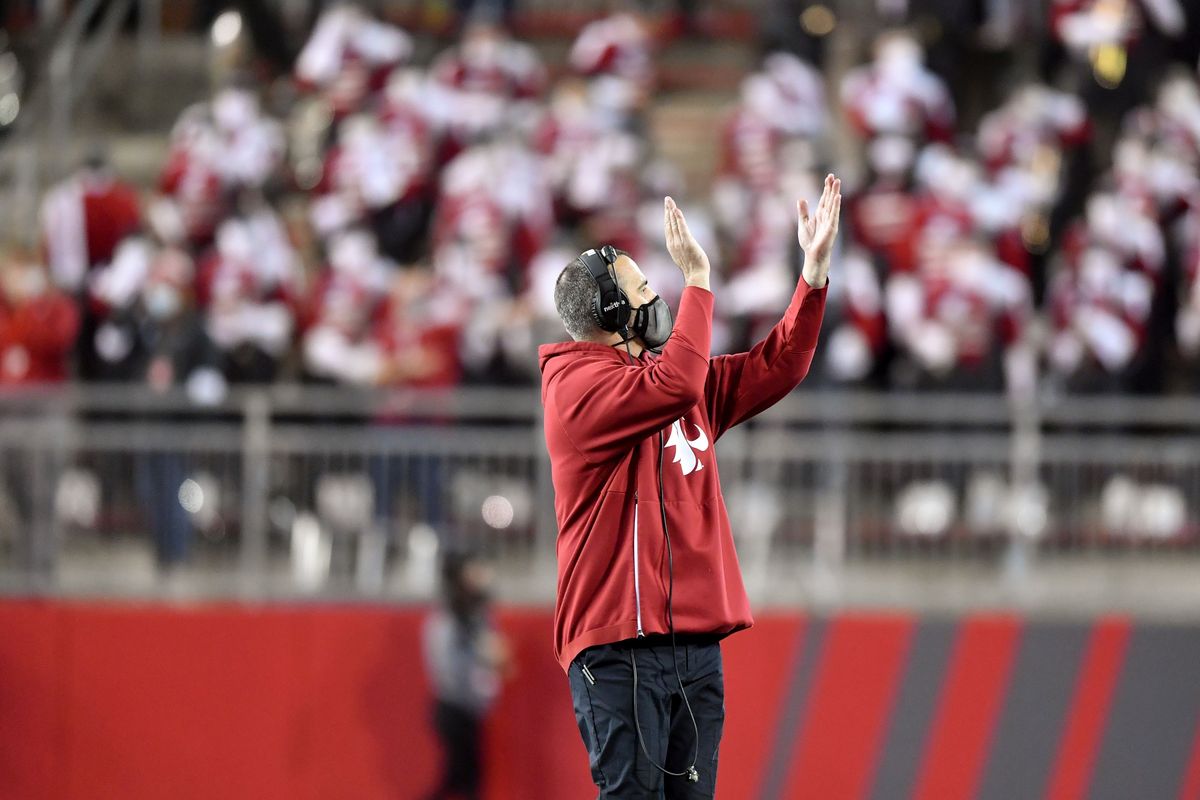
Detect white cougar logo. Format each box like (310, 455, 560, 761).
(664, 418, 709, 476)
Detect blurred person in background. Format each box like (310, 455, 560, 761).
(1045, 0, 1192, 132)
(157, 84, 285, 253)
(977, 81, 1092, 297)
(422, 551, 510, 800)
(40, 152, 142, 295)
(712, 53, 826, 244)
(539, 178, 839, 798)
(129, 249, 227, 570)
(311, 98, 434, 263)
(428, 17, 546, 165)
(40, 154, 142, 380)
(300, 228, 392, 385)
(157, 104, 227, 251)
(196, 202, 303, 383)
(886, 231, 1033, 392)
(535, 78, 645, 230)
(1047, 189, 1163, 393)
(821, 245, 889, 386)
(568, 2, 657, 129)
(368, 264, 464, 543)
(1175, 207, 1200, 384)
(294, 3, 413, 120)
(840, 30, 955, 146)
(431, 134, 553, 383)
(0, 249, 80, 559)
(0, 250, 79, 386)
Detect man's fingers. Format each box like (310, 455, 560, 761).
(817, 178, 832, 217)
(798, 198, 810, 221)
(669, 202, 695, 246)
(665, 196, 680, 247)
(817, 176, 840, 224)
(674, 205, 692, 240)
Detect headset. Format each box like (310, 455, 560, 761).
(580, 245, 631, 335)
(581, 244, 702, 786)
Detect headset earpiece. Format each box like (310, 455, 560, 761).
(580, 246, 630, 334)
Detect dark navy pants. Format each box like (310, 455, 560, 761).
(568, 635, 725, 799)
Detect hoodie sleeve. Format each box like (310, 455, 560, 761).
(704, 278, 827, 440)
(551, 286, 713, 462)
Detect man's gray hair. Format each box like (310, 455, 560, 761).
(554, 258, 602, 342)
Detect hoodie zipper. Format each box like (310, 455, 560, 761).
(633, 491, 644, 637)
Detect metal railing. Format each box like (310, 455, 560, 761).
(1, 385, 1199, 610)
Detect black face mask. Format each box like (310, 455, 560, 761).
(628, 295, 674, 353)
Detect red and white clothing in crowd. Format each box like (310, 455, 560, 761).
(841, 32, 955, 143)
(756, 53, 827, 139)
(717, 96, 784, 195)
(1113, 132, 1199, 221)
(428, 24, 546, 155)
(1048, 244, 1154, 377)
(303, 248, 465, 388)
(301, 230, 393, 384)
(916, 145, 1040, 277)
(310, 112, 432, 238)
(536, 80, 610, 197)
(431, 23, 545, 101)
(158, 108, 225, 247)
(887, 235, 1031, 379)
(569, 12, 655, 118)
(379, 68, 437, 182)
(1146, 74, 1200, 160)
(966, 170, 1039, 276)
(490, 139, 555, 271)
(1048, 193, 1163, 377)
(158, 90, 283, 243)
(1050, 0, 1186, 54)
(432, 147, 513, 296)
(1176, 210, 1200, 357)
(0, 260, 79, 384)
(723, 195, 797, 302)
(824, 248, 887, 382)
(1050, 0, 1138, 52)
(1117, 77, 1200, 218)
(535, 81, 642, 222)
(86, 236, 155, 322)
(294, 5, 412, 117)
(978, 84, 1090, 174)
(1069, 191, 1166, 277)
(372, 268, 463, 388)
(209, 88, 285, 190)
(558, 128, 642, 220)
(197, 213, 302, 361)
(432, 140, 554, 293)
(712, 56, 825, 212)
(40, 166, 141, 292)
(848, 177, 926, 274)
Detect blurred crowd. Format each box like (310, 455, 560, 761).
(4, 0, 1200, 401)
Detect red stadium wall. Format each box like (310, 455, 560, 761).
(2, 600, 1199, 800)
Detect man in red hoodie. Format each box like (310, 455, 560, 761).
(539, 175, 841, 798)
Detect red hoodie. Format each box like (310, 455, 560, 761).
(538, 280, 827, 671)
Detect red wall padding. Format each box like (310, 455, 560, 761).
(2, 600, 1198, 800)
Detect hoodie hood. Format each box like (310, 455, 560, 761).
(538, 340, 629, 377)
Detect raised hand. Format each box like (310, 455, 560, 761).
(797, 173, 842, 288)
(664, 196, 711, 290)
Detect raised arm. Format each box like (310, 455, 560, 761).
(705, 175, 841, 439)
